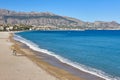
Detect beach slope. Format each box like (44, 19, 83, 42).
(0, 32, 58, 80)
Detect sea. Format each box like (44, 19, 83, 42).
(14, 30, 120, 80)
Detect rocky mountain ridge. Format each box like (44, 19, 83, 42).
(0, 9, 120, 30)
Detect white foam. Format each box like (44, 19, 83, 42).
(14, 34, 120, 80)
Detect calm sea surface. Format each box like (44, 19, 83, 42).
(15, 30, 120, 79)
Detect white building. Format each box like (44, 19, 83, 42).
(0, 26, 4, 31)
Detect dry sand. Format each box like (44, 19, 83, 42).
(0, 32, 59, 80)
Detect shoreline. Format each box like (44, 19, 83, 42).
(0, 32, 59, 80)
(13, 32, 106, 80)
(10, 33, 84, 80)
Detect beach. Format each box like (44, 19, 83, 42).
(0, 32, 84, 80)
(0, 31, 106, 80)
(0, 32, 59, 80)
(13, 31, 107, 80)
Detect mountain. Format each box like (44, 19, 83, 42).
(0, 9, 120, 30)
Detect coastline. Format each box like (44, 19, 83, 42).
(12, 32, 106, 80)
(10, 32, 84, 80)
(0, 32, 59, 80)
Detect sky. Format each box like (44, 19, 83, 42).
(0, 0, 120, 23)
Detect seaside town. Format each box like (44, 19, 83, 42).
(0, 24, 85, 31)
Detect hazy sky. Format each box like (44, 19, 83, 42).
(0, 0, 120, 22)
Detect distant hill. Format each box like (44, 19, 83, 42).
(0, 9, 120, 30)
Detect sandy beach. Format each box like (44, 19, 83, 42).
(0, 32, 83, 80)
(0, 32, 105, 80)
(0, 32, 59, 80)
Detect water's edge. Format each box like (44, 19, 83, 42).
(14, 33, 120, 80)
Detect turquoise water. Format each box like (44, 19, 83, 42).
(15, 30, 120, 80)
